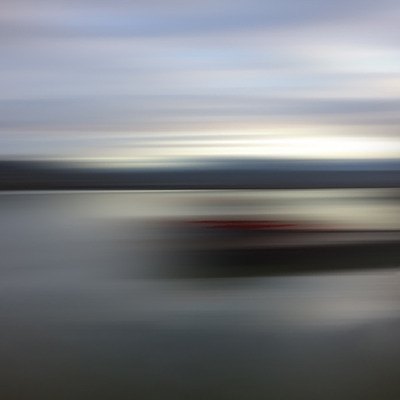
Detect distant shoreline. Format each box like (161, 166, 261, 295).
(1, 159, 400, 190)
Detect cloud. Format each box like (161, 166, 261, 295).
(1, 0, 398, 39)
(0, 0, 400, 158)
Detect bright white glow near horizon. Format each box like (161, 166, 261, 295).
(50, 135, 400, 169)
(1, 0, 400, 161)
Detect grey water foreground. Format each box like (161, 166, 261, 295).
(1, 189, 400, 400)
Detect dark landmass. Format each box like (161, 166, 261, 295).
(1, 158, 400, 190)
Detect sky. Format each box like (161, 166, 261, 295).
(1, 0, 400, 163)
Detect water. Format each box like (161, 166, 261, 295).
(1, 189, 400, 399)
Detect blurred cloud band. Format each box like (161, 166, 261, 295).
(1, 0, 399, 161)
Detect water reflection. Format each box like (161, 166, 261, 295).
(0, 190, 400, 399)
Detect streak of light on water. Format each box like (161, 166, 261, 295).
(1, 189, 400, 399)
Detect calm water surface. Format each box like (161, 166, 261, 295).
(1, 189, 400, 400)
